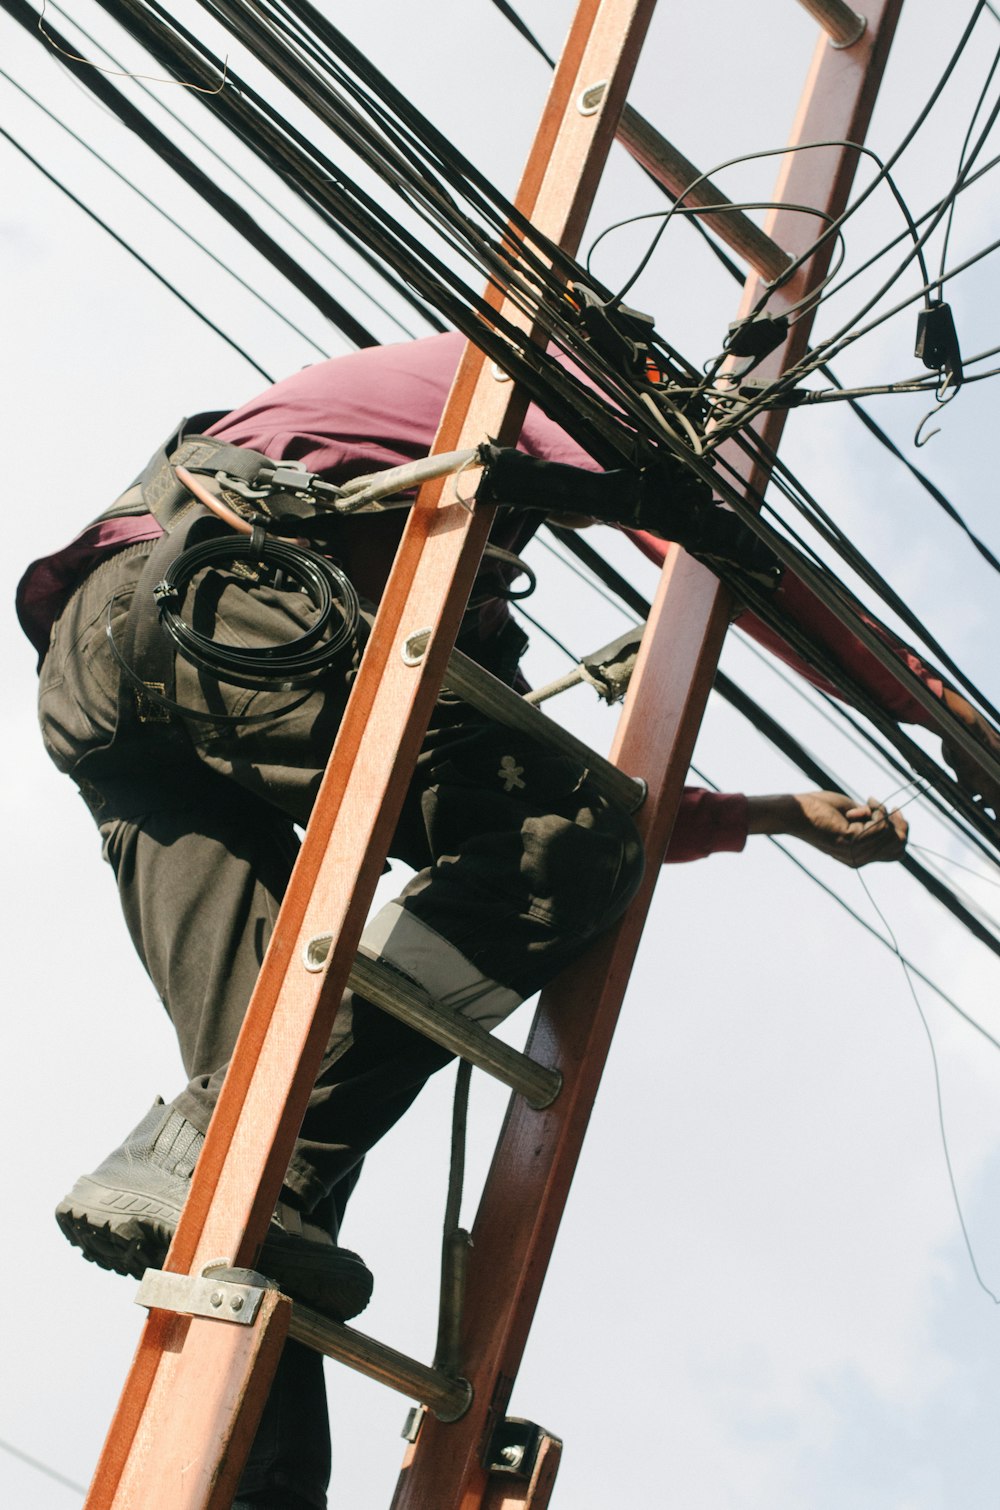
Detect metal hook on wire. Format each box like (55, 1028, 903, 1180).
(914, 370, 960, 448)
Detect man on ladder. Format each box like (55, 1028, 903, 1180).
(18, 333, 908, 1510)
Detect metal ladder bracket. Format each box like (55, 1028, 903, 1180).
(402, 1404, 428, 1443)
(484, 1418, 551, 1480)
(134, 1265, 273, 1326)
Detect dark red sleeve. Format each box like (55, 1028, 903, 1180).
(627, 531, 945, 730)
(665, 789, 749, 863)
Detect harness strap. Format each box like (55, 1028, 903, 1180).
(114, 524, 201, 743)
(136, 416, 280, 534)
(71, 526, 203, 820)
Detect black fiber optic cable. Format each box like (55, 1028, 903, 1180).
(4, 0, 379, 349)
(22, 0, 1000, 830)
(44, 0, 437, 338)
(76, 0, 1000, 793)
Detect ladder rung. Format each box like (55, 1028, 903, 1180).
(403, 633, 646, 814)
(288, 1302, 472, 1423)
(617, 105, 791, 283)
(343, 952, 563, 1110)
(794, 0, 867, 47)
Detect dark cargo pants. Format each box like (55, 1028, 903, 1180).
(38, 535, 643, 1506)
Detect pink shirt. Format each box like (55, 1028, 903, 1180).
(18, 333, 753, 863)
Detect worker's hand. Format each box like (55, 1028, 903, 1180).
(940, 688, 1000, 821)
(746, 790, 908, 867)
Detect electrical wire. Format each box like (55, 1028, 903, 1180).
(0, 62, 332, 357)
(728, 146, 1000, 433)
(746, 2, 990, 315)
(792, 142, 1000, 317)
(693, 765, 1000, 1302)
(855, 867, 1000, 1304)
(44, 0, 436, 339)
(938, 29, 1000, 287)
(3, 0, 382, 350)
(0, 1433, 85, 1495)
(702, 7, 1000, 433)
(584, 198, 845, 315)
(17, 0, 1000, 846)
(910, 841, 1000, 889)
(0, 121, 274, 381)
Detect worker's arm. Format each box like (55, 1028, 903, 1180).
(745, 790, 908, 866)
(666, 788, 907, 866)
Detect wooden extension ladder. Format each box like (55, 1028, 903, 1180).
(80, 1, 904, 1504)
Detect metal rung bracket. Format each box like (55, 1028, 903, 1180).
(135, 1266, 269, 1326)
(402, 632, 647, 814)
(482, 1419, 563, 1508)
(795, 0, 867, 47)
(302, 944, 562, 1109)
(288, 1302, 473, 1422)
(139, 1266, 472, 1422)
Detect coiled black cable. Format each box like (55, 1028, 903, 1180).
(155, 533, 361, 691)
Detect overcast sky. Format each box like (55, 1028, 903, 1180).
(4, 1, 1000, 1506)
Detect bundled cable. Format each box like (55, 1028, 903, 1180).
(154, 532, 360, 691)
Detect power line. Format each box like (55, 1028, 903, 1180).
(4, 0, 380, 349)
(0, 62, 332, 358)
(43, 0, 439, 340)
(542, 523, 1000, 907)
(0, 121, 274, 381)
(0, 1433, 85, 1496)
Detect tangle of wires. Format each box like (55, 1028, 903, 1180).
(10, 0, 1000, 847)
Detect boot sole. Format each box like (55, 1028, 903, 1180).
(56, 1181, 373, 1320)
(56, 1173, 178, 1279)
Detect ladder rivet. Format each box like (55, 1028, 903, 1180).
(210, 1291, 224, 1308)
(578, 80, 607, 115)
(230, 1295, 245, 1313)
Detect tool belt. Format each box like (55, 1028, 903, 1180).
(103, 420, 364, 742)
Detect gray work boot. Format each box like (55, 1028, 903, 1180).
(55, 1099, 372, 1321)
